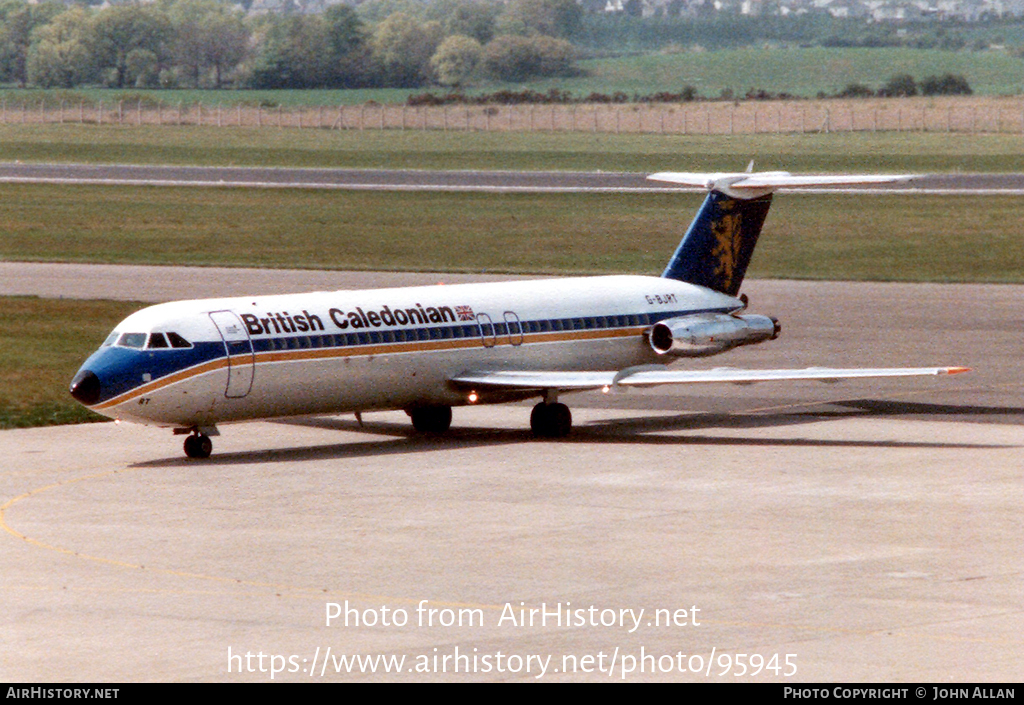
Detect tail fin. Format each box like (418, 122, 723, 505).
(660, 189, 772, 297)
(648, 170, 918, 297)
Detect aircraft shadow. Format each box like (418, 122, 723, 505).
(131, 399, 1016, 468)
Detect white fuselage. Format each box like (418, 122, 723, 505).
(77, 275, 743, 429)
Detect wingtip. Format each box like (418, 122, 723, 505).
(942, 366, 972, 375)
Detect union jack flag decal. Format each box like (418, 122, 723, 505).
(455, 305, 475, 321)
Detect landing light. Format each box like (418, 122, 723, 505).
(468, 392, 479, 403)
(602, 385, 610, 394)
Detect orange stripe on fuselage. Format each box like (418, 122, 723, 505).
(93, 326, 647, 411)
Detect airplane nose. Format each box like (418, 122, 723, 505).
(69, 370, 101, 406)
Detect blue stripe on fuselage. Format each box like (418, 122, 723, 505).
(82, 306, 732, 405)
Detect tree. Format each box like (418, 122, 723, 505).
(426, 0, 500, 44)
(430, 34, 482, 86)
(248, 15, 333, 89)
(879, 73, 917, 97)
(481, 34, 538, 81)
(26, 7, 94, 88)
(495, 0, 582, 39)
(0, 1, 64, 87)
(370, 13, 443, 87)
(920, 73, 972, 96)
(481, 34, 576, 82)
(92, 5, 172, 88)
(167, 0, 249, 88)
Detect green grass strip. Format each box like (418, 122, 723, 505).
(1, 125, 1024, 172)
(0, 297, 143, 429)
(2, 184, 1022, 283)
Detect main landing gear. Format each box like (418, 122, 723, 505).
(182, 431, 213, 459)
(405, 398, 573, 438)
(530, 401, 572, 438)
(409, 405, 453, 434)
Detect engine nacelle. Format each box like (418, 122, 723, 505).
(649, 313, 780, 357)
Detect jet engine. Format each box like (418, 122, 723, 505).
(648, 313, 780, 357)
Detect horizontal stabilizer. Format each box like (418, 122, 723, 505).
(451, 366, 969, 392)
(648, 171, 918, 199)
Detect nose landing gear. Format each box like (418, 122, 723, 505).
(183, 432, 213, 459)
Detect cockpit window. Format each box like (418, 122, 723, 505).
(167, 332, 192, 349)
(102, 332, 119, 347)
(147, 332, 169, 349)
(117, 333, 147, 348)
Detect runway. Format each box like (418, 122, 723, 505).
(2, 263, 1023, 681)
(1, 162, 1024, 193)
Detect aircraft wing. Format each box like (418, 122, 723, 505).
(451, 366, 969, 392)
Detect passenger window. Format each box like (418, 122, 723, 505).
(148, 333, 169, 349)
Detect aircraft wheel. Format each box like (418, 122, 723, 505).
(410, 405, 452, 434)
(184, 433, 213, 459)
(530, 402, 572, 438)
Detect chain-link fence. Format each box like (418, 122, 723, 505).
(4, 98, 1023, 135)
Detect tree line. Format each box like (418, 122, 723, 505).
(0, 0, 584, 90)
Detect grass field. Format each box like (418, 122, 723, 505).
(0, 297, 142, 429)
(575, 48, 1024, 99)
(2, 184, 1021, 283)
(2, 124, 1024, 173)
(2, 48, 1023, 104)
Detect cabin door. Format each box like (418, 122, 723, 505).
(504, 311, 523, 346)
(476, 313, 496, 348)
(209, 310, 255, 398)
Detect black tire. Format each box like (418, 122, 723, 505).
(530, 402, 572, 438)
(410, 405, 452, 434)
(184, 434, 213, 459)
